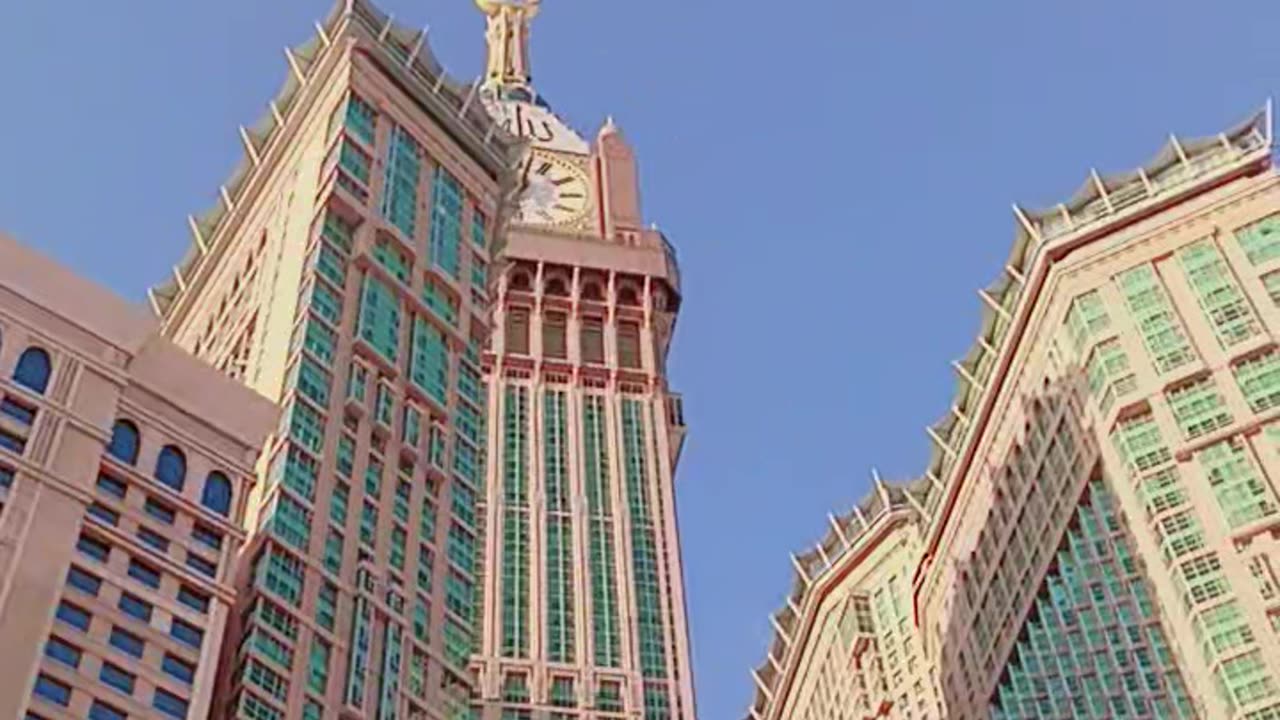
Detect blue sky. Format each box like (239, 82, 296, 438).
(3, 1, 1280, 718)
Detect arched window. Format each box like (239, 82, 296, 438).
(154, 445, 187, 492)
(581, 282, 603, 302)
(617, 285, 640, 307)
(544, 276, 568, 297)
(13, 347, 51, 394)
(509, 272, 532, 292)
(108, 420, 140, 465)
(201, 472, 232, 516)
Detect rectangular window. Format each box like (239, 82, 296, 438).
(99, 661, 136, 694)
(0, 397, 36, 426)
(1235, 213, 1280, 265)
(171, 618, 204, 649)
(109, 627, 144, 658)
(330, 481, 350, 525)
(96, 473, 127, 499)
(32, 674, 71, 706)
(118, 593, 153, 622)
(506, 308, 530, 355)
(357, 274, 402, 364)
(1178, 238, 1260, 348)
(87, 503, 119, 526)
(67, 566, 102, 596)
(430, 167, 463, 279)
(144, 497, 176, 525)
(77, 534, 111, 563)
(186, 552, 217, 578)
(1166, 377, 1233, 439)
(56, 601, 91, 631)
(382, 125, 421, 240)
(1234, 350, 1280, 413)
(1116, 264, 1197, 374)
(44, 637, 82, 668)
(178, 585, 210, 614)
(581, 316, 605, 364)
(128, 558, 161, 589)
(543, 311, 568, 359)
(192, 523, 223, 551)
(137, 527, 170, 553)
(162, 654, 195, 685)
(317, 582, 337, 631)
(617, 321, 642, 369)
(152, 688, 189, 720)
(90, 701, 127, 720)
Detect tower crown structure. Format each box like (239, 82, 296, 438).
(476, 0, 539, 95)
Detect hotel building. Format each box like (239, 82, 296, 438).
(1, 232, 276, 720)
(147, 1, 696, 719)
(752, 106, 1280, 720)
(470, 3, 696, 720)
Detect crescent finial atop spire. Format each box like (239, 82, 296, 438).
(476, 0, 541, 93)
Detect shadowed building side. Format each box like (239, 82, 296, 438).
(0, 232, 276, 720)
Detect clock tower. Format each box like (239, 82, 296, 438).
(472, 3, 696, 720)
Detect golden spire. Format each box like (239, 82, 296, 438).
(476, 0, 540, 93)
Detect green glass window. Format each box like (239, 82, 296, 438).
(357, 274, 402, 364)
(309, 281, 343, 326)
(324, 529, 344, 574)
(1178, 238, 1260, 348)
(381, 125, 421, 240)
(360, 501, 379, 548)
(269, 493, 312, 552)
(1111, 413, 1172, 473)
(1197, 438, 1279, 529)
(410, 316, 449, 406)
(330, 481, 350, 526)
(344, 94, 376, 145)
(501, 386, 531, 658)
(372, 237, 412, 284)
(339, 140, 372, 185)
(429, 167, 463, 279)
(294, 357, 331, 408)
(1116, 264, 1197, 374)
(1235, 350, 1280, 412)
(584, 395, 621, 667)
(544, 390, 574, 662)
(304, 320, 338, 366)
(257, 547, 305, 607)
(287, 402, 326, 454)
(308, 639, 331, 695)
(422, 277, 459, 327)
(322, 211, 355, 255)
(316, 582, 337, 632)
(1235, 213, 1280, 265)
(622, 399, 668, 679)
(1166, 376, 1232, 439)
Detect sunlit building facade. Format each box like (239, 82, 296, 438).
(149, 2, 521, 718)
(745, 479, 940, 720)
(148, 0, 696, 718)
(753, 106, 1280, 720)
(471, 4, 697, 720)
(1, 233, 276, 720)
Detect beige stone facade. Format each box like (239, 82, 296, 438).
(745, 482, 940, 720)
(0, 232, 276, 720)
(751, 106, 1280, 720)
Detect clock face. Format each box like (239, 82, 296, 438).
(516, 151, 591, 227)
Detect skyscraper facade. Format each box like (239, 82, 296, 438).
(1, 232, 277, 720)
(471, 4, 696, 720)
(750, 106, 1280, 720)
(148, 1, 695, 720)
(149, 2, 521, 719)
